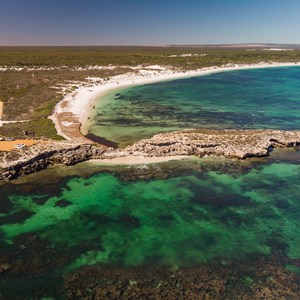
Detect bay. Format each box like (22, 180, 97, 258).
(86, 66, 300, 146)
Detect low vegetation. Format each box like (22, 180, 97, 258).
(1, 46, 300, 67)
(1, 46, 300, 139)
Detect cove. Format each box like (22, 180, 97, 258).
(85, 66, 300, 146)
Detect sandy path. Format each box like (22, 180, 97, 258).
(0, 101, 3, 119)
(0, 140, 44, 151)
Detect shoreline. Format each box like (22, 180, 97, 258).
(50, 62, 300, 144)
(88, 155, 190, 165)
(1, 61, 300, 181)
(1, 129, 299, 181)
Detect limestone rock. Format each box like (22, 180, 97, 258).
(0, 129, 299, 181)
(123, 129, 300, 159)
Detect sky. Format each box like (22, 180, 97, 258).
(0, 0, 300, 46)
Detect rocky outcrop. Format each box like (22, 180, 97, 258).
(0, 129, 299, 181)
(122, 129, 300, 159)
(0, 142, 109, 180)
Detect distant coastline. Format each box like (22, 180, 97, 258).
(50, 62, 300, 145)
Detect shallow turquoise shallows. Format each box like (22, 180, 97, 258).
(86, 66, 300, 146)
(1, 155, 300, 270)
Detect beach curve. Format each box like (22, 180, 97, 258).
(50, 62, 300, 146)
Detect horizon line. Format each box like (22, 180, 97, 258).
(0, 42, 300, 48)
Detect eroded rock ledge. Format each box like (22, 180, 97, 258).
(0, 129, 299, 181)
(0, 142, 109, 180)
(122, 129, 300, 159)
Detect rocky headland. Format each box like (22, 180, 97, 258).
(0, 129, 299, 181)
(123, 129, 300, 159)
(0, 142, 108, 180)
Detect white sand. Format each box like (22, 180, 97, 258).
(50, 62, 300, 141)
(61, 121, 74, 127)
(89, 155, 189, 165)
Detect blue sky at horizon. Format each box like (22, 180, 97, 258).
(0, 0, 300, 46)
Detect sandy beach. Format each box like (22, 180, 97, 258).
(51, 62, 300, 144)
(89, 155, 190, 165)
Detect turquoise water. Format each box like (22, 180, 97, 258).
(1, 158, 300, 266)
(86, 66, 300, 146)
(1, 66, 300, 297)
(0, 152, 300, 297)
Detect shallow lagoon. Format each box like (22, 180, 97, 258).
(86, 66, 300, 146)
